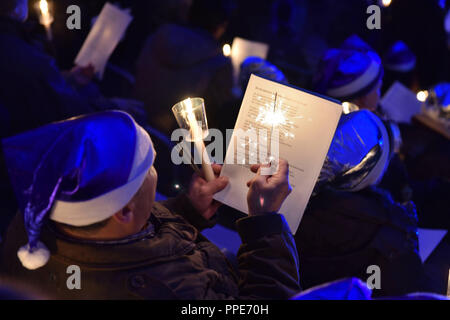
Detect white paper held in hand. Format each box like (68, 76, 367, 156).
(214, 75, 342, 234)
(75, 2, 133, 79)
(230, 37, 269, 82)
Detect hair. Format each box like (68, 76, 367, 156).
(53, 173, 150, 236)
(0, 0, 18, 16)
(55, 218, 111, 236)
(382, 69, 415, 93)
(187, 0, 235, 34)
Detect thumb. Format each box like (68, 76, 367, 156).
(203, 176, 229, 195)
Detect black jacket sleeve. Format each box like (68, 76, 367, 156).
(235, 214, 301, 299)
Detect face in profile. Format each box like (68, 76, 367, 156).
(131, 165, 158, 232)
(354, 80, 382, 112)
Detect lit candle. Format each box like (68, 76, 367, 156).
(38, 0, 53, 41)
(416, 90, 429, 102)
(182, 98, 215, 182)
(222, 44, 231, 57)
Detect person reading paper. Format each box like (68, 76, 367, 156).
(0, 111, 300, 300)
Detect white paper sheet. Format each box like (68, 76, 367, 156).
(418, 228, 447, 262)
(75, 3, 133, 79)
(214, 75, 342, 233)
(380, 81, 422, 123)
(231, 37, 269, 80)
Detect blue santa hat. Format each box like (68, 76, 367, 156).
(239, 56, 288, 90)
(340, 34, 377, 54)
(314, 35, 383, 100)
(432, 82, 450, 107)
(2, 111, 155, 270)
(384, 41, 416, 72)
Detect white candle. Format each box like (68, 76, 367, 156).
(184, 98, 215, 182)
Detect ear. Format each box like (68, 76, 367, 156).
(112, 202, 136, 224)
(351, 96, 363, 108)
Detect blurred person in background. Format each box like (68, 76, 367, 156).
(217, 56, 288, 135)
(313, 34, 450, 230)
(0, 0, 96, 240)
(296, 110, 435, 297)
(314, 35, 384, 113)
(134, 0, 235, 135)
(382, 41, 419, 94)
(0, 0, 94, 137)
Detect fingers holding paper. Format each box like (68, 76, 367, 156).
(68, 64, 96, 87)
(246, 159, 292, 216)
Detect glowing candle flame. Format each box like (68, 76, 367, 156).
(38, 0, 53, 28)
(178, 98, 214, 181)
(342, 102, 351, 114)
(39, 0, 49, 15)
(183, 98, 201, 141)
(185, 97, 194, 115)
(223, 44, 231, 57)
(381, 0, 392, 7)
(417, 90, 429, 102)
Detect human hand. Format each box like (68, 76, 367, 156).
(187, 164, 229, 220)
(246, 159, 292, 216)
(68, 64, 95, 87)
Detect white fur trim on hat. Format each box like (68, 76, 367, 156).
(49, 123, 155, 227)
(385, 59, 416, 72)
(350, 111, 390, 191)
(17, 241, 50, 270)
(326, 54, 381, 98)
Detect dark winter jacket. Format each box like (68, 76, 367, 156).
(295, 187, 434, 297)
(0, 195, 301, 299)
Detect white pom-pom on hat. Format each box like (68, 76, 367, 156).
(17, 241, 50, 270)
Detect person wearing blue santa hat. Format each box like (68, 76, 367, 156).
(298, 36, 440, 296)
(313, 35, 410, 200)
(384, 41, 417, 73)
(382, 40, 419, 93)
(0, 110, 299, 299)
(295, 109, 435, 297)
(314, 35, 384, 113)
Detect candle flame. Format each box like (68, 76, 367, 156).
(223, 44, 231, 57)
(182, 98, 203, 142)
(417, 90, 428, 102)
(184, 97, 193, 114)
(39, 0, 49, 15)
